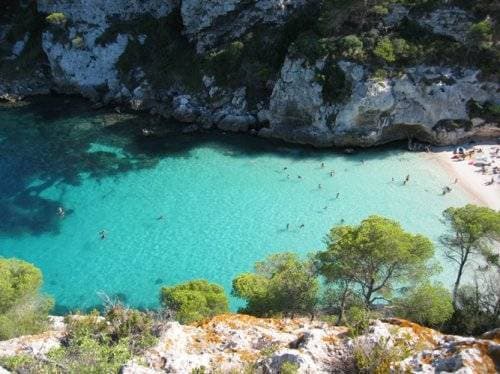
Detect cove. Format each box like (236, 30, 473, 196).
(0, 97, 472, 313)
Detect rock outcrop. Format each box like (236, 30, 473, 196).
(263, 60, 500, 147)
(0, 0, 498, 148)
(181, 0, 309, 52)
(1, 315, 499, 373)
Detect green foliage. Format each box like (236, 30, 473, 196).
(45, 12, 67, 26)
(232, 253, 319, 317)
(318, 59, 352, 103)
(441, 205, 500, 304)
(160, 280, 229, 324)
(345, 306, 373, 337)
(33, 307, 158, 373)
(280, 361, 300, 374)
(373, 37, 396, 62)
(316, 216, 435, 307)
(353, 335, 414, 374)
(394, 283, 454, 327)
(289, 31, 329, 64)
(468, 18, 494, 47)
(338, 35, 365, 59)
(0, 258, 53, 340)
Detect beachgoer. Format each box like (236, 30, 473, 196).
(284, 167, 288, 170)
(340, 219, 345, 224)
(391, 177, 394, 182)
(321, 163, 325, 168)
(298, 175, 302, 179)
(300, 224, 305, 229)
(405, 175, 410, 182)
(157, 215, 164, 220)
(286, 224, 290, 230)
(336, 192, 340, 199)
(99, 230, 107, 240)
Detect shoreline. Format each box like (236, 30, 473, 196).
(426, 143, 500, 210)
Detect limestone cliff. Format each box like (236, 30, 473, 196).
(0, 0, 499, 147)
(0, 315, 499, 373)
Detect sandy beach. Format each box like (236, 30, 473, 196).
(428, 143, 500, 210)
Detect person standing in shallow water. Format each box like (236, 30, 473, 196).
(99, 230, 107, 240)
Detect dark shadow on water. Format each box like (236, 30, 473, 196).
(0, 95, 408, 237)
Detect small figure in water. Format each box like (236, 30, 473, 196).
(299, 224, 305, 229)
(318, 184, 322, 190)
(57, 207, 65, 218)
(99, 230, 107, 240)
(321, 162, 325, 168)
(287, 174, 290, 179)
(405, 175, 410, 184)
(391, 177, 394, 182)
(330, 171, 335, 177)
(286, 223, 290, 230)
(157, 215, 164, 220)
(336, 192, 340, 199)
(324, 206, 328, 210)
(283, 167, 288, 171)
(298, 175, 302, 179)
(340, 219, 345, 224)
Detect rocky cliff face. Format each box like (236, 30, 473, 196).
(0, 315, 499, 373)
(0, 0, 499, 147)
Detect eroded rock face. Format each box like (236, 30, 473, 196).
(417, 7, 472, 43)
(181, 0, 309, 52)
(3, 315, 498, 374)
(263, 58, 500, 147)
(37, 0, 177, 99)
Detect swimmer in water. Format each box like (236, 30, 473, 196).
(299, 224, 305, 229)
(57, 207, 65, 217)
(99, 230, 107, 240)
(336, 192, 340, 199)
(157, 215, 164, 220)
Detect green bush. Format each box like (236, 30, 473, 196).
(45, 12, 67, 26)
(468, 19, 493, 46)
(232, 253, 318, 318)
(280, 361, 300, 374)
(345, 306, 372, 337)
(160, 280, 229, 324)
(339, 35, 365, 59)
(373, 37, 396, 63)
(0, 258, 53, 340)
(394, 283, 453, 327)
(353, 336, 413, 374)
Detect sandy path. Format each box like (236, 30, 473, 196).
(426, 143, 500, 210)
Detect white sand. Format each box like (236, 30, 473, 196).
(427, 143, 500, 210)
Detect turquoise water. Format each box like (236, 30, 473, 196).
(0, 98, 472, 313)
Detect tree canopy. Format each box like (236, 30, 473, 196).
(232, 252, 318, 317)
(0, 258, 53, 339)
(441, 205, 500, 305)
(160, 280, 229, 324)
(316, 216, 435, 309)
(394, 283, 453, 327)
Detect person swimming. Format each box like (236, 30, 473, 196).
(286, 223, 290, 230)
(157, 215, 164, 220)
(336, 192, 340, 199)
(57, 207, 65, 217)
(299, 224, 305, 229)
(321, 163, 325, 168)
(99, 230, 107, 240)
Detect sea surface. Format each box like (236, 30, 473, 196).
(0, 97, 472, 313)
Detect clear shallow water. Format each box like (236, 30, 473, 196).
(0, 98, 472, 313)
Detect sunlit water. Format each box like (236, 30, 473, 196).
(0, 97, 472, 313)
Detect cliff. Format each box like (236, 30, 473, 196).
(0, 0, 499, 147)
(0, 314, 499, 373)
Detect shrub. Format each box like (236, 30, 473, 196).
(339, 35, 364, 59)
(71, 36, 84, 49)
(373, 37, 396, 63)
(468, 19, 493, 46)
(281, 361, 300, 374)
(394, 283, 453, 327)
(160, 280, 229, 324)
(353, 336, 413, 374)
(45, 12, 67, 26)
(345, 306, 372, 337)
